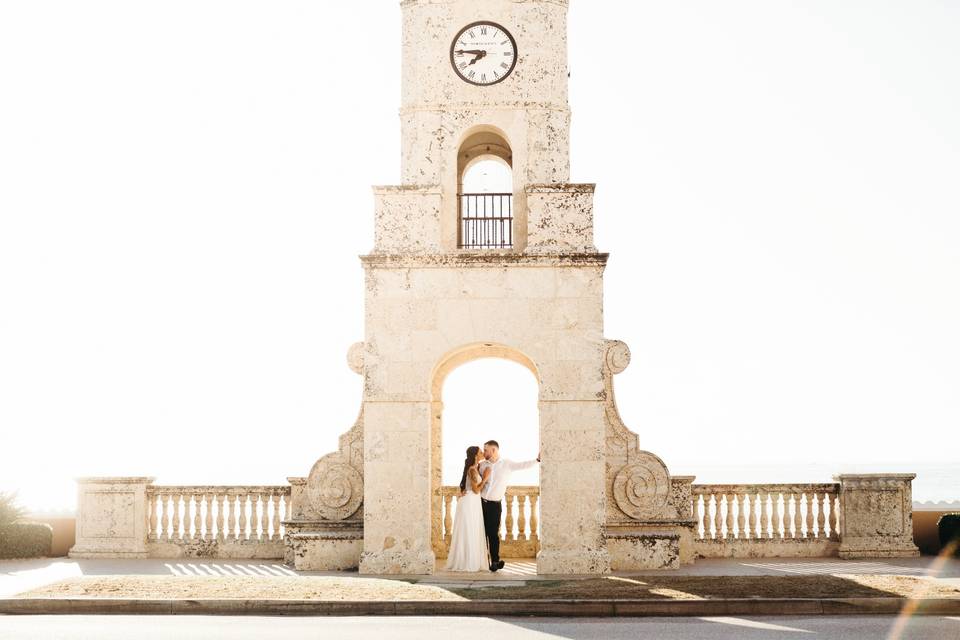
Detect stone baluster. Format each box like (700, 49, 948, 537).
(776, 493, 787, 539)
(237, 492, 246, 540)
(735, 493, 746, 539)
(259, 494, 269, 542)
(723, 494, 733, 540)
(157, 493, 168, 541)
(271, 492, 282, 541)
(505, 494, 516, 541)
(816, 493, 827, 538)
(791, 493, 802, 539)
(204, 493, 213, 541)
(804, 493, 814, 538)
(529, 493, 539, 540)
(517, 495, 528, 541)
(226, 492, 237, 541)
(147, 493, 157, 541)
(171, 493, 182, 541)
(246, 491, 255, 540)
(443, 494, 454, 540)
(216, 493, 226, 541)
(747, 492, 758, 539)
(712, 494, 720, 539)
(246, 493, 254, 541)
(759, 492, 770, 538)
(191, 493, 201, 541)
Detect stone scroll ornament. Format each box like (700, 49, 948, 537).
(613, 451, 672, 520)
(303, 341, 366, 521)
(306, 457, 363, 521)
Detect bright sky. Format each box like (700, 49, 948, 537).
(1, 2, 957, 511)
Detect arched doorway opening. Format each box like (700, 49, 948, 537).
(430, 344, 541, 568)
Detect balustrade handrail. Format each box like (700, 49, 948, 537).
(149, 485, 291, 495)
(692, 483, 839, 494)
(437, 485, 538, 496)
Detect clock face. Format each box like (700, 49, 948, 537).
(450, 21, 518, 86)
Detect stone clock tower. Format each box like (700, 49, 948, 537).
(284, 0, 696, 576)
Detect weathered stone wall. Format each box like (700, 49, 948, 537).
(69, 477, 153, 559)
(359, 254, 611, 574)
(397, 0, 573, 252)
(836, 474, 920, 559)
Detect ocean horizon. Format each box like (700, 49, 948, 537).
(669, 461, 959, 504)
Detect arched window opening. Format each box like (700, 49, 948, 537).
(458, 131, 513, 249)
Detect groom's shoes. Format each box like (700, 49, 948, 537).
(489, 560, 505, 572)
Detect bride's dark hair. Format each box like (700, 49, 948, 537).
(459, 445, 481, 493)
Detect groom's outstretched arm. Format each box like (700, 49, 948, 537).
(505, 457, 539, 472)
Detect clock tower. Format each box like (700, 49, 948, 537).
(287, 0, 696, 576)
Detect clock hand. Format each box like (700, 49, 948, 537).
(455, 49, 486, 56)
(467, 50, 488, 66)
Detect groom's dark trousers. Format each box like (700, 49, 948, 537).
(481, 498, 502, 564)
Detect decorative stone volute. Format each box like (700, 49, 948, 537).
(612, 451, 672, 521)
(302, 410, 364, 522)
(347, 342, 365, 375)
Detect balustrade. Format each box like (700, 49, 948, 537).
(147, 486, 290, 543)
(436, 486, 540, 556)
(692, 484, 840, 542)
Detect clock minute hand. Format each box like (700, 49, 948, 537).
(455, 49, 486, 56)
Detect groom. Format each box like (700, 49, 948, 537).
(478, 440, 540, 572)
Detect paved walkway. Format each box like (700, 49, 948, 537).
(3, 556, 959, 598)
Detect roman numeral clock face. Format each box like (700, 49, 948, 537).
(450, 21, 518, 86)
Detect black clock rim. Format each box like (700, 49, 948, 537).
(449, 20, 518, 87)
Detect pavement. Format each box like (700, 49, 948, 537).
(1, 615, 960, 640)
(3, 556, 960, 597)
(2, 556, 959, 619)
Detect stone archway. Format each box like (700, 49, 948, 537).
(428, 343, 541, 565)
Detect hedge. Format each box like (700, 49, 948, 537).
(940, 513, 960, 558)
(0, 522, 53, 559)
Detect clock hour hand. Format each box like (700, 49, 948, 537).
(455, 49, 488, 66)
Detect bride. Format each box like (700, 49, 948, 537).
(444, 445, 489, 572)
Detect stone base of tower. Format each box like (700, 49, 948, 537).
(359, 549, 436, 575)
(604, 526, 694, 571)
(283, 520, 363, 571)
(536, 548, 611, 575)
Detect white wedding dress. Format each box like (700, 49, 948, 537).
(444, 471, 488, 572)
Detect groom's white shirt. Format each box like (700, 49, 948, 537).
(479, 458, 538, 502)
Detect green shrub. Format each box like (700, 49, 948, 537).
(0, 522, 53, 559)
(939, 513, 960, 558)
(0, 491, 26, 527)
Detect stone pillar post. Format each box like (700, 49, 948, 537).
(358, 400, 435, 575)
(536, 399, 611, 575)
(835, 474, 920, 559)
(69, 477, 154, 559)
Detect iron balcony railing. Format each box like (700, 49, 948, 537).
(458, 193, 513, 249)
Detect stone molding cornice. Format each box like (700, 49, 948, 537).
(360, 253, 608, 269)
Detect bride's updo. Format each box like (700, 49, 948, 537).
(459, 445, 481, 493)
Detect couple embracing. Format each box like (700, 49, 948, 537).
(445, 440, 540, 573)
